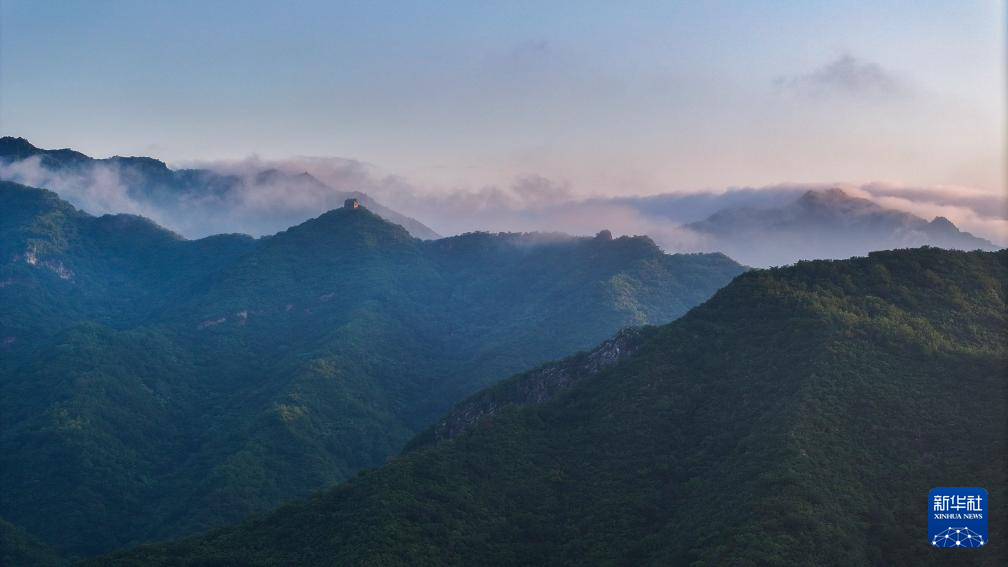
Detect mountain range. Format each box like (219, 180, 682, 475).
(93, 247, 1007, 566)
(0, 136, 440, 239)
(1, 138, 1004, 566)
(683, 187, 997, 266)
(1, 137, 999, 268)
(2, 138, 999, 269)
(0, 180, 744, 560)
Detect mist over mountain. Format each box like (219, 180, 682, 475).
(380, 184, 1001, 267)
(94, 247, 1007, 566)
(683, 187, 997, 266)
(0, 180, 743, 559)
(2, 1, 1002, 566)
(3, 138, 1005, 266)
(0, 137, 439, 239)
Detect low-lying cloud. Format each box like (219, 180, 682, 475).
(0, 155, 157, 219)
(0, 154, 404, 238)
(2, 151, 1004, 255)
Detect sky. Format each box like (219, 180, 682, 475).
(0, 1, 1005, 243)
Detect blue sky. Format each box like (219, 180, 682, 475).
(1, 1, 1003, 197)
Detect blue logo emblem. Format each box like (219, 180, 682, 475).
(929, 487, 987, 548)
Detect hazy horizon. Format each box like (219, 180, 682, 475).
(1, 1, 1005, 250)
(2, 135, 1006, 254)
(3, 2, 1003, 189)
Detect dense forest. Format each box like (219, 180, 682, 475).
(0, 180, 744, 559)
(93, 248, 1006, 566)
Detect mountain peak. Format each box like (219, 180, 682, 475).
(0, 136, 92, 167)
(253, 168, 327, 188)
(270, 203, 415, 250)
(797, 187, 857, 206)
(928, 216, 958, 232)
(0, 136, 39, 155)
(108, 155, 170, 170)
(795, 188, 884, 218)
(688, 187, 997, 266)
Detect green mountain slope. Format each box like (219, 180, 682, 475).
(95, 247, 1006, 566)
(0, 518, 62, 567)
(0, 181, 744, 559)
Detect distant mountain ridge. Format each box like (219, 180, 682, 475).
(4, 138, 1000, 266)
(0, 180, 744, 559)
(0, 136, 440, 239)
(687, 187, 997, 266)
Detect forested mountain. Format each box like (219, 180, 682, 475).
(0, 181, 743, 560)
(0, 519, 62, 567)
(95, 247, 1006, 566)
(686, 188, 997, 266)
(0, 136, 440, 239)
